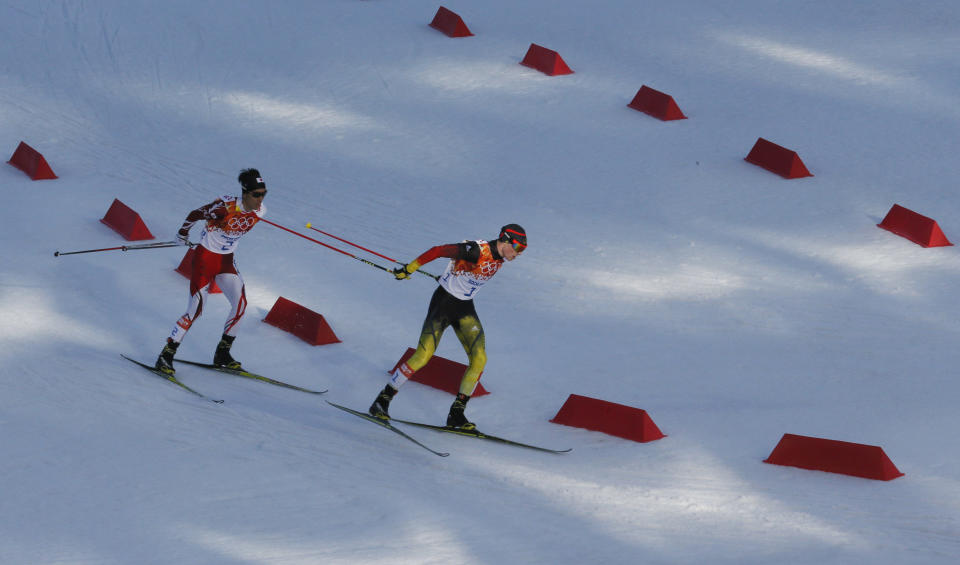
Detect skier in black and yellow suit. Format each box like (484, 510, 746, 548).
(369, 224, 527, 429)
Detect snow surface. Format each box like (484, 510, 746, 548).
(3, 1, 960, 563)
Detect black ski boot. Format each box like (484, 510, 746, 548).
(213, 334, 242, 369)
(369, 385, 398, 420)
(155, 338, 180, 375)
(446, 393, 476, 430)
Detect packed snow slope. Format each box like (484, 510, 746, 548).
(2, 1, 959, 563)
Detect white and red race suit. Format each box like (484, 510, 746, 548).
(437, 240, 503, 300)
(179, 194, 266, 255)
(168, 195, 265, 343)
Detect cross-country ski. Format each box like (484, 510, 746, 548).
(326, 401, 449, 457)
(175, 359, 327, 394)
(121, 354, 224, 404)
(391, 418, 572, 454)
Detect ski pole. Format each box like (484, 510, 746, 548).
(305, 222, 439, 281)
(306, 222, 397, 262)
(258, 218, 395, 276)
(54, 241, 188, 257)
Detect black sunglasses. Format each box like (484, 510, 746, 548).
(248, 190, 267, 198)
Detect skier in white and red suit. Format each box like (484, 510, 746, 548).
(154, 168, 267, 376)
(368, 224, 527, 430)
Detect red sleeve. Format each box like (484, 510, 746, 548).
(178, 199, 226, 237)
(412, 244, 462, 266)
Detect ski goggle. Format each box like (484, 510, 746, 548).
(509, 238, 527, 253)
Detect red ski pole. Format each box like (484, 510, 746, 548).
(258, 217, 395, 275)
(306, 223, 397, 263)
(304, 222, 438, 281)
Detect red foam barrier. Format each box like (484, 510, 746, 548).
(520, 43, 574, 76)
(7, 141, 58, 180)
(628, 85, 687, 121)
(391, 347, 490, 396)
(550, 394, 665, 443)
(744, 137, 813, 179)
(263, 296, 341, 345)
(877, 204, 953, 247)
(429, 6, 473, 37)
(764, 433, 904, 481)
(174, 248, 222, 293)
(99, 198, 155, 241)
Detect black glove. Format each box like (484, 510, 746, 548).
(393, 266, 412, 280)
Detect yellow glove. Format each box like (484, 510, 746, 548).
(393, 261, 419, 280)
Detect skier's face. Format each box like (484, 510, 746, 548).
(242, 189, 267, 211)
(497, 239, 521, 261)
